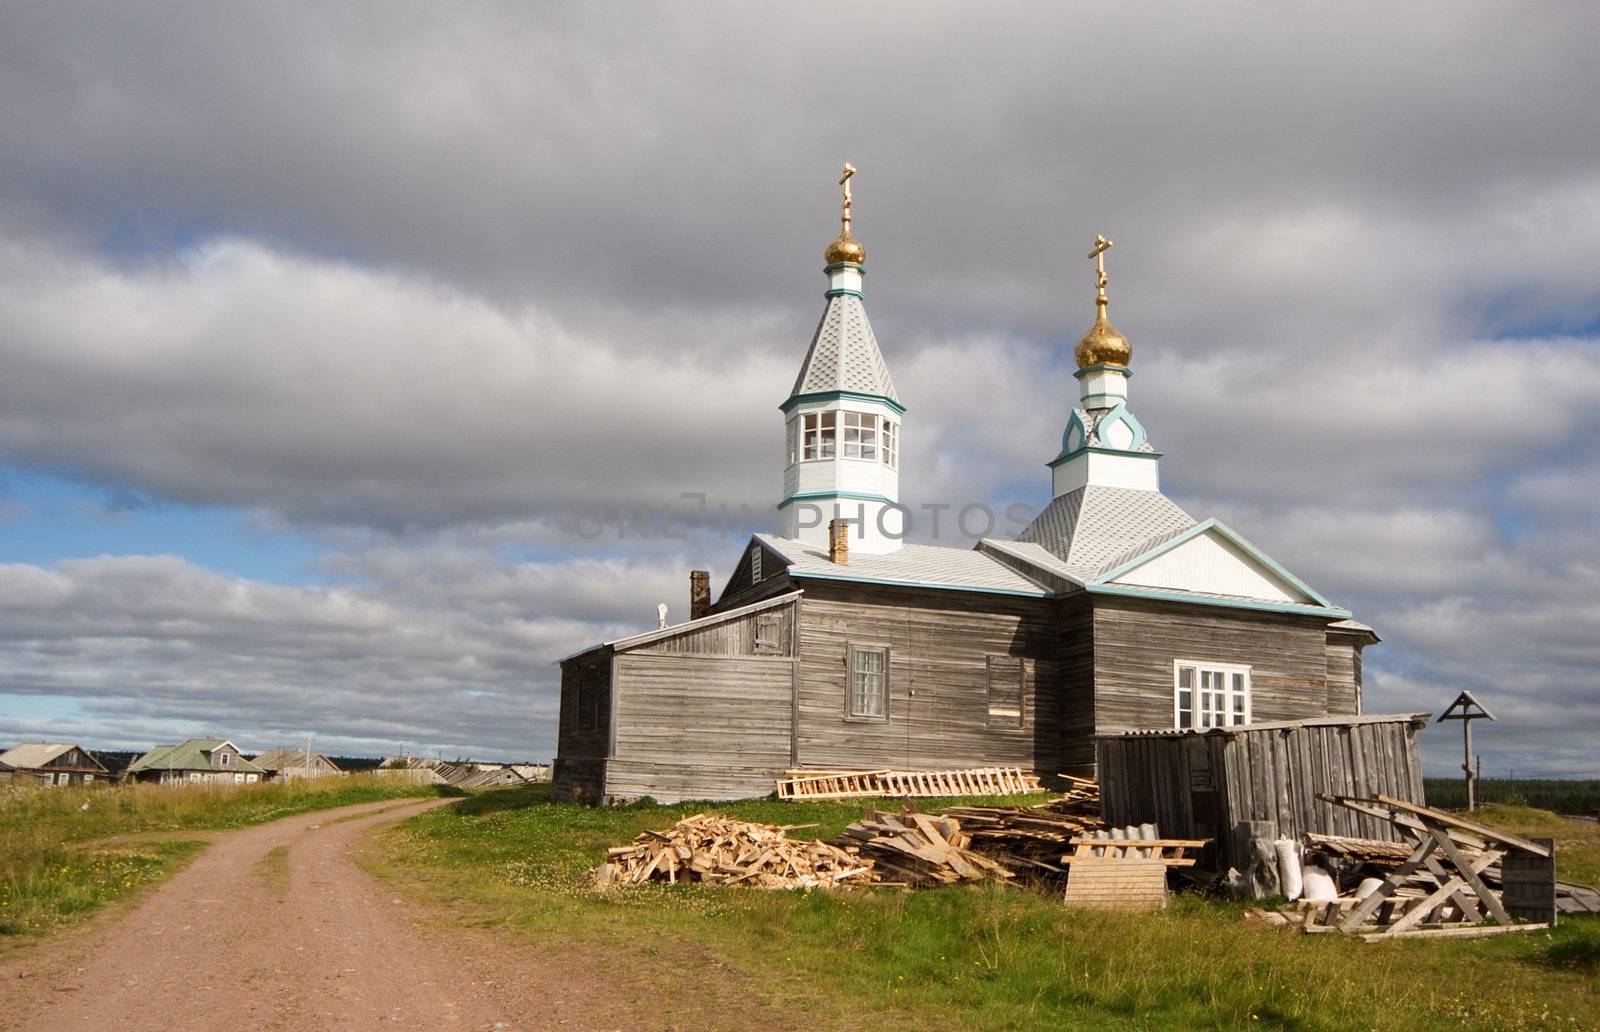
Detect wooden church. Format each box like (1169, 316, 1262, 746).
(553, 169, 1378, 804)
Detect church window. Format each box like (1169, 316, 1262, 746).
(883, 420, 898, 470)
(786, 418, 799, 465)
(986, 655, 1024, 728)
(802, 412, 836, 459)
(842, 411, 879, 460)
(847, 645, 889, 719)
(1174, 662, 1250, 729)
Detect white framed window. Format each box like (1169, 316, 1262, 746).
(882, 420, 898, 470)
(986, 655, 1024, 729)
(83, 774, 94, 784)
(842, 411, 879, 460)
(786, 417, 799, 466)
(1174, 661, 1251, 730)
(802, 411, 836, 459)
(847, 644, 889, 720)
(220, 751, 231, 767)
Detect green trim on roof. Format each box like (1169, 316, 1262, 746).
(823, 261, 865, 273)
(824, 288, 865, 299)
(1086, 582, 1350, 619)
(781, 390, 907, 415)
(1047, 446, 1164, 469)
(776, 490, 897, 509)
(1091, 517, 1337, 609)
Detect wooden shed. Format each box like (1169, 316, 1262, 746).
(1095, 713, 1429, 870)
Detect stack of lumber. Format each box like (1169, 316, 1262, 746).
(777, 765, 1042, 801)
(938, 781, 1106, 874)
(591, 814, 873, 890)
(834, 810, 1015, 887)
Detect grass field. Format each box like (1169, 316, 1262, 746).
(0, 776, 451, 940)
(376, 787, 1600, 1032)
(1426, 778, 1600, 817)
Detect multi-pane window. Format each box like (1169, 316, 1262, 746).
(883, 420, 898, 470)
(848, 645, 889, 719)
(1174, 662, 1251, 729)
(786, 418, 799, 465)
(842, 411, 879, 460)
(803, 412, 836, 459)
(986, 655, 1024, 728)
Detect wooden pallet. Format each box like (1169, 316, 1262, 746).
(777, 766, 1041, 801)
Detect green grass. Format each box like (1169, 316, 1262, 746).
(1426, 778, 1600, 816)
(377, 785, 1600, 1032)
(0, 775, 447, 940)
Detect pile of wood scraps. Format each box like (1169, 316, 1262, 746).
(1285, 793, 1557, 940)
(591, 813, 872, 890)
(940, 779, 1106, 874)
(833, 810, 1015, 887)
(777, 766, 1042, 801)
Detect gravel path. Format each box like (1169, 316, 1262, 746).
(1, 798, 762, 1031)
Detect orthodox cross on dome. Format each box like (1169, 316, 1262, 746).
(838, 163, 857, 233)
(1087, 234, 1113, 309)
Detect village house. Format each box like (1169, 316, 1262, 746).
(553, 169, 1379, 804)
(252, 749, 343, 781)
(124, 739, 266, 786)
(0, 743, 110, 787)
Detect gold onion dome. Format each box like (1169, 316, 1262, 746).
(1075, 307, 1132, 368)
(825, 230, 865, 265)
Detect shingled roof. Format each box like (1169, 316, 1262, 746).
(788, 293, 898, 402)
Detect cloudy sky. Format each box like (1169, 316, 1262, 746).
(1, 2, 1596, 774)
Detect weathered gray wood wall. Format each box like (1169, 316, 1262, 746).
(1096, 715, 1427, 869)
(1055, 594, 1096, 775)
(1091, 597, 1336, 729)
(1324, 642, 1361, 715)
(794, 583, 1060, 775)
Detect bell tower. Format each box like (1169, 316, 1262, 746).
(777, 164, 904, 554)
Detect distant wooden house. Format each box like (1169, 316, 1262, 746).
(0, 743, 110, 787)
(252, 749, 343, 781)
(124, 739, 265, 785)
(553, 190, 1382, 804)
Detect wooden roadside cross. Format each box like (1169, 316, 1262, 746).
(1437, 691, 1495, 811)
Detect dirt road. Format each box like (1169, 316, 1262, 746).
(0, 798, 768, 1031)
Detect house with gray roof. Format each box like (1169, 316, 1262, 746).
(553, 173, 1379, 804)
(0, 743, 109, 787)
(124, 739, 265, 786)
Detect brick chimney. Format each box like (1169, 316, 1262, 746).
(689, 569, 711, 620)
(828, 518, 849, 565)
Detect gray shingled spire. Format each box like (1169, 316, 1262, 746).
(788, 292, 898, 402)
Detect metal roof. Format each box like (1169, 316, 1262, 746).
(757, 535, 1051, 597)
(1016, 485, 1196, 576)
(0, 742, 99, 770)
(788, 293, 899, 402)
(126, 739, 265, 774)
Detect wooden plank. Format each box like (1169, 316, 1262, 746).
(1360, 923, 1549, 942)
(1375, 795, 1552, 858)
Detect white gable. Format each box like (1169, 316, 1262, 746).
(1109, 528, 1313, 604)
